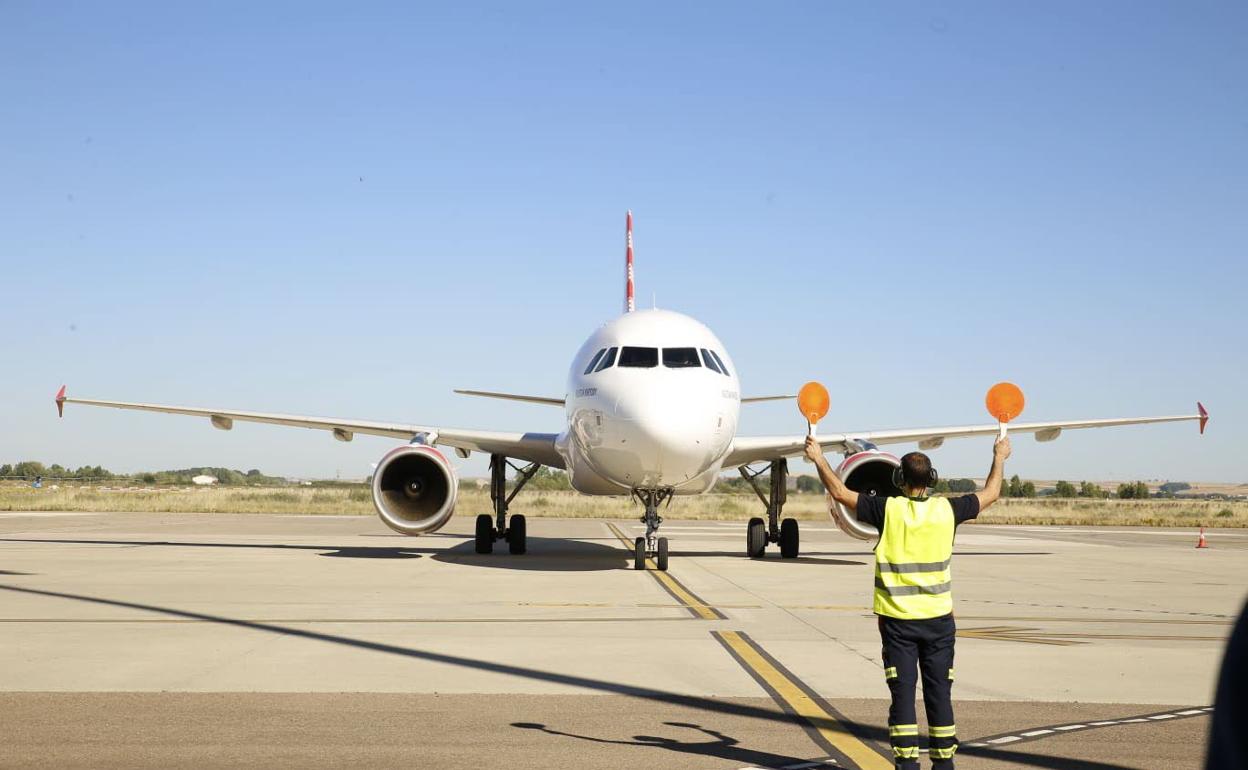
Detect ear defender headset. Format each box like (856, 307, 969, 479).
(892, 455, 939, 491)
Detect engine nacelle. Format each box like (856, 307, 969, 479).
(829, 450, 903, 541)
(371, 445, 458, 535)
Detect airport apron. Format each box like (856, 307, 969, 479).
(874, 495, 958, 768)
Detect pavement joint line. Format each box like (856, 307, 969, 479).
(962, 705, 1214, 748)
(0, 616, 694, 624)
(603, 522, 726, 620)
(713, 630, 890, 770)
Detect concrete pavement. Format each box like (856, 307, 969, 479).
(1, 511, 1241, 768)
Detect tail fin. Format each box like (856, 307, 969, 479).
(624, 210, 635, 313)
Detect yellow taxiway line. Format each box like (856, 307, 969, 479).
(715, 630, 891, 770)
(604, 522, 725, 620)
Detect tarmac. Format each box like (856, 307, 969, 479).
(1, 510, 1243, 769)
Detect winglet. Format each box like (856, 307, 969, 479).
(1198, 402, 1209, 435)
(55, 385, 67, 418)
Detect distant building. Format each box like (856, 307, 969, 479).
(191, 475, 218, 486)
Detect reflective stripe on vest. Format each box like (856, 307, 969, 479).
(873, 495, 955, 620)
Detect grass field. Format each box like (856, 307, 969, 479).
(2, 483, 1245, 528)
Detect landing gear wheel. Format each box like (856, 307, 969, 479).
(780, 517, 800, 559)
(634, 537, 646, 570)
(475, 514, 494, 554)
(747, 517, 766, 559)
(508, 514, 527, 555)
(656, 537, 669, 571)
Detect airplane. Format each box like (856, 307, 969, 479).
(55, 212, 1210, 571)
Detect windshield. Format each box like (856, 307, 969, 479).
(618, 347, 659, 368)
(583, 348, 606, 375)
(594, 346, 618, 372)
(662, 348, 701, 368)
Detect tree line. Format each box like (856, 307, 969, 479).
(1, 461, 286, 486)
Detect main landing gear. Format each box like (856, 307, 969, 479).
(475, 454, 539, 556)
(739, 458, 800, 559)
(632, 488, 673, 571)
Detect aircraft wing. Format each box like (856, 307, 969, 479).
(55, 387, 564, 468)
(724, 403, 1208, 468)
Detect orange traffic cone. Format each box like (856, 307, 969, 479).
(1196, 527, 1209, 549)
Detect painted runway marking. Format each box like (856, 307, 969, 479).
(963, 705, 1213, 748)
(604, 522, 726, 620)
(958, 625, 1227, 645)
(964, 598, 1233, 620)
(713, 630, 890, 770)
(957, 615, 1234, 626)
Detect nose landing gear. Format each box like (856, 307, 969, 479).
(632, 488, 673, 570)
(738, 458, 800, 559)
(474, 454, 540, 555)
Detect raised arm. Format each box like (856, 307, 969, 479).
(975, 435, 1012, 510)
(805, 436, 859, 510)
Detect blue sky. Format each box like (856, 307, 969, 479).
(2, 1, 1244, 482)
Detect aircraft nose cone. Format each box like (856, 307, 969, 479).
(614, 394, 715, 485)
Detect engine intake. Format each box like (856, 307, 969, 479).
(829, 450, 903, 541)
(371, 445, 458, 535)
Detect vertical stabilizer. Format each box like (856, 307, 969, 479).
(625, 210, 635, 313)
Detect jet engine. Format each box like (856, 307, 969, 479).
(371, 445, 458, 535)
(828, 450, 903, 541)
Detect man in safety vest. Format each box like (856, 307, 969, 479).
(805, 435, 1011, 769)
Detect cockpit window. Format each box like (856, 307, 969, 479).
(700, 348, 722, 374)
(583, 348, 606, 375)
(594, 346, 618, 372)
(709, 350, 730, 376)
(662, 347, 701, 368)
(618, 346, 658, 368)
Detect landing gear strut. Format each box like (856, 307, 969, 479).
(632, 488, 673, 571)
(474, 454, 539, 555)
(739, 458, 799, 559)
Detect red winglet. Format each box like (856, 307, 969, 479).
(1197, 402, 1209, 435)
(55, 385, 67, 418)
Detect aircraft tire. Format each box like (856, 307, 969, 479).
(634, 537, 646, 570)
(656, 537, 669, 571)
(508, 514, 527, 555)
(475, 514, 494, 554)
(780, 517, 799, 559)
(747, 517, 766, 559)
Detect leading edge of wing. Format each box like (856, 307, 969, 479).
(56, 388, 564, 468)
(724, 407, 1207, 468)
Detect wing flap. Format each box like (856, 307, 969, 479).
(57, 390, 564, 468)
(725, 408, 1206, 468)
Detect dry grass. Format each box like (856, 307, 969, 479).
(2, 483, 1245, 528)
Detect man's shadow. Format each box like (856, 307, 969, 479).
(511, 720, 820, 768)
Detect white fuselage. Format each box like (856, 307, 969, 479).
(555, 309, 740, 495)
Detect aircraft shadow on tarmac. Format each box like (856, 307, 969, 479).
(511, 720, 817, 769)
(0, 538, 1050, 576)
(431, 537, 627, 572)
(0, 537, 431, 560)
(0, 536, 626, 571)
(0, 582, 1139, 770)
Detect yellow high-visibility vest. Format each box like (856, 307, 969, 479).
(873, 495, 955, 620)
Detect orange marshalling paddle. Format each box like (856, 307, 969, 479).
(986, 382, 1025, 438)
(797, 382, 830, 438)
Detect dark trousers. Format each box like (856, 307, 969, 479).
(879, 614, 957, 769)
